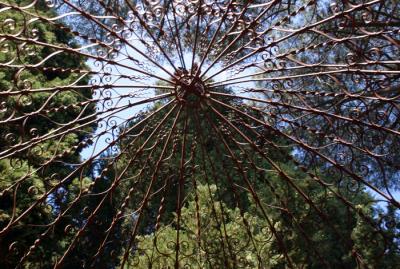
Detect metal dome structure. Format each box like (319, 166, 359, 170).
(0, 0, 399, 268)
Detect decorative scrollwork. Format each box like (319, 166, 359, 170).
(0, 0, 399, 268)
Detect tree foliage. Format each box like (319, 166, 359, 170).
(0, 1, 96, 268)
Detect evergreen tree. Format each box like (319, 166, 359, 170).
(0, 1, 96, 268)
(104, 84, 400, 268)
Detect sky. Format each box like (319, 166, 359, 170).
(79, 43, 249, 160)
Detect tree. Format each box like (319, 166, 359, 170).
(252, 0, 400, 191)
(101, 83, 400, 268)
(120, 160, 400, 268)
(132, 184, 280, 268)
(64, 156, 124, 269)
(0, 1, 96, 268)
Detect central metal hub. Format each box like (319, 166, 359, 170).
(175, 74, 208, 103)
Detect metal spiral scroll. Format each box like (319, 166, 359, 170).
(0, 0, 399, 268)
